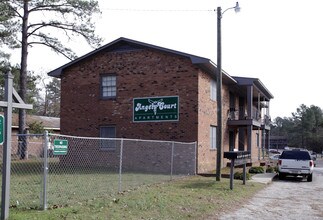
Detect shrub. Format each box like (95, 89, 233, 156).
(266, 166, 279, 173)
(234, 171, 251, 180)
(274, 166, 278, 173)
(248, 166, 264, 174)
(28, 121, 44, 134)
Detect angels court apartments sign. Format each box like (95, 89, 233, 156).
(133, 96, 179, 122)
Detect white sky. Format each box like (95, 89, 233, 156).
(11, 0, 323, 119)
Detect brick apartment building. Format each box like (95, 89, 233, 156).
(48, 37, 273, 173)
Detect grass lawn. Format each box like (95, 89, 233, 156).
(9, 175, 266, 220)
(7, 159, 174, 210)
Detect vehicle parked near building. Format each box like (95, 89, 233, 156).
(310, 152, 317, 160)
(278, 149, 314, 182)
(311, 152, 317, 167)
(269, 154, 280, 166)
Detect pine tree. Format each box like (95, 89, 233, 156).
(1, 0, 102, 159)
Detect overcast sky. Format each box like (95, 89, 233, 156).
(13, 0, 323, 119)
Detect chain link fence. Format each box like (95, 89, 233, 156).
(0, 132, 196, 210)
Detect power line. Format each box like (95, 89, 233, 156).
(101, 8, 214, 13)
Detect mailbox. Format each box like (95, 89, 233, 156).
(224, 151, 250, 190)
(224, 151, 251, 160)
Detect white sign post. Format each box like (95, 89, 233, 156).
(0, 72, 33, 220)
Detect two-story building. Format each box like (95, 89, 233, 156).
(48, 37, 273, 173)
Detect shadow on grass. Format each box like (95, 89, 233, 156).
(4, 159, 119, 176)
(178, 177, 232, 190)
(5, 159, 178, 176)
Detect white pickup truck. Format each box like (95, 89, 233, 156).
(278, 149, 314, 182)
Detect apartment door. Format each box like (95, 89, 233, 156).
(229, 130, 235, 151)
(238, 127, 245, 151)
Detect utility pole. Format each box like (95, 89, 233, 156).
(215, 2, 240, 182)
(216, 6, 222, 181)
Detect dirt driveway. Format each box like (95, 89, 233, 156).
(219, 158, 323, 220)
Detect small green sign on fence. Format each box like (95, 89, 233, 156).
(53, 139, 68, 155)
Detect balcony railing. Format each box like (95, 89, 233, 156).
(261, 115, 271, 126)
(227, 107, 270, 125)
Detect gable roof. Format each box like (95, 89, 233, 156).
(47, 37, 236, 84)
(232, 76, 274, 100)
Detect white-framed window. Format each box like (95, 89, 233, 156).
(101, 75, 116, 99)
(210, 126, 217, 150)
(210, 79, 217, 101)
(100, 126, 116, 150)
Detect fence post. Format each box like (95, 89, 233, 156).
(1, 72, 14, 220)
(194, 141, 197, 175)
(42, 131, 49, 210)
(118, 138, 123, 192)
(170, 142, 174, 180)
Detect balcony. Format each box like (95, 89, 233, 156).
(227, 107, 271, 130)
(261, 115, 271, 130)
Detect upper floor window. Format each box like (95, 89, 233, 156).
(101, 75, 116, 99)
(210, 79, 217, 101)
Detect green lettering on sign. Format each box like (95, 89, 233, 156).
(133, 96, 179, 122)
(0, 115, 4, 145)
(53, 139, 68, 155)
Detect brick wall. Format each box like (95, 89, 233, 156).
(58, 45, 265, 173)
(60, 48, 199, 173)
(196, 73, 234, 173)
(61, 48, 198, 141)
(197, 71, 217, 173)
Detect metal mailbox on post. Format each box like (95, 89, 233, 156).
(224, 151, 251, 190)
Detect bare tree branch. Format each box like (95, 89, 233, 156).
(29, 41, 74, 60)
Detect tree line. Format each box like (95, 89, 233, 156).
(271, 104, 323, 153)
(1, 0, 101, 159)
(0, 0, 101, 119)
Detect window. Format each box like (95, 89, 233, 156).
(210, 79, 217, 101)
(256, 133, 259, 147)
(101, 75, 116, 98)
(210, 126, 217, 150)
(280, 150, 311, 160)
(100, 126, 116, 150)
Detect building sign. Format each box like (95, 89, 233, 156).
(133, 96, 179, 122)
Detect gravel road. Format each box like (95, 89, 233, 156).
(219, 157, 323, 220)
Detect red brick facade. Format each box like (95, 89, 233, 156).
(49, 38, 273, 174)
(60, 49, 199, 140)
